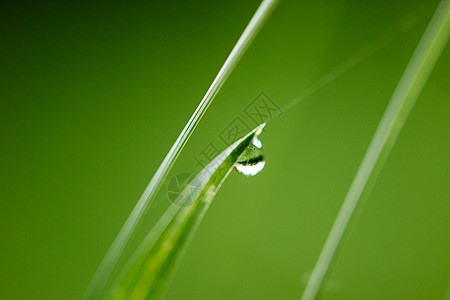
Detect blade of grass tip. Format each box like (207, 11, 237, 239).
(108, 124, 266, 300)
(83, 1, 279, 299)
(301, 0, 450, 299)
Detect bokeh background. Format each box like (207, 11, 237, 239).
(1, 1, 449, 299)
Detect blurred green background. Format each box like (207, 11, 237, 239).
(1, 1, 449, 299)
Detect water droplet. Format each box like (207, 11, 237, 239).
(235, 137, 265, 176)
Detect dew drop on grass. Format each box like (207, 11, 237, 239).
(235, 136, 265, 176)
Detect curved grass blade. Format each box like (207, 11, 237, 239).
(301, 0, 450, 299)
(83, 1, 278, 299)
(109, 124, 266, 300)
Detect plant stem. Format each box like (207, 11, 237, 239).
(110, 124, 265, 300)
(83, 1, 279, 299)
(301, 0, 450, 299)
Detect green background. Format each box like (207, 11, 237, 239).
(1, 1, 449, 299)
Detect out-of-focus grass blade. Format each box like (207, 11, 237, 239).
(109, 124, 265, 300)
(301, 0, 450, 299)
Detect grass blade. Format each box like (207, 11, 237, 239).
(83, 1, 279, 299)
(108, 124, 266, 300)
(301, 0, 450, 299)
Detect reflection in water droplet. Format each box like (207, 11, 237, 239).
(235, 161, 265, 176)
(235, 136, 265, 176)
(252, 136, 262, 149)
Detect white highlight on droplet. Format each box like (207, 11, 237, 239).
(235, 161, 265, 176)
(252, 137, 262, 149)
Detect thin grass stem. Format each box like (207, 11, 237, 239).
(301, 0, 450, 299)
(109, 124, 265, 300)
(83, 1, 279, 299)
(280, 8, 422, 115)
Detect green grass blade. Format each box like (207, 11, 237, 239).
(83, 1, 278, 299)
(301, 0, 450, 299)
(108, 124, 266, 300)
